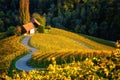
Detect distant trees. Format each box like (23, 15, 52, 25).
(0, 19, 4, 32)
(19, 0, 30, 24)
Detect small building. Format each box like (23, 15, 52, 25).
(22, 18, 40, 34)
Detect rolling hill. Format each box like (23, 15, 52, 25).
(1, 28, 118, 80)
(28, 28, 115, 68)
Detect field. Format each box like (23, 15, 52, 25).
(30, 33, 87, 51)
(0, 36, 29, 76)
(0, 28, 118, 79)
(5, 49, 120, 80)
(28, 28, 115, 68)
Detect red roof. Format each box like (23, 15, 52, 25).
(22, 18, 40, 34)
(23, 22, 35, 33)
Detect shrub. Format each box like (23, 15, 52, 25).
(32, 13, 46, 26)
(37, 25, 45, 33)
(15, 25, 22, 36)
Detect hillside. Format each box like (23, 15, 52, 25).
(30, 28, 115, 50)
(1, 28, 119, 80)
(28, 28, 115, 68)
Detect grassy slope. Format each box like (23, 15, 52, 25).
(50, 28, 115, 50)
(2, 28, 118, 79)
(28, 28, 115, 68)
(81, 34, 115, 47)
(30, 33, 87, 51)
(0, 36, 29, 75)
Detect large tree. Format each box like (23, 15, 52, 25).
(19, 0, 30, 24)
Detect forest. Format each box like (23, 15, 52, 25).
(0, 0, 120, 40)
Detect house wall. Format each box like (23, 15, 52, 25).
(30, 28, 35, 34)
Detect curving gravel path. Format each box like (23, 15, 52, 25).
(15, 36, 92, 71)
(15, 36, 38, 71)
(15, 35, 115, 72)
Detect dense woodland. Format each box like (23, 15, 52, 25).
(0, 0, 120, 40)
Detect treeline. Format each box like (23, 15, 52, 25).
(0, 0, 120, 40)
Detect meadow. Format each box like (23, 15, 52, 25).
(50, 28, 115, 50)
(28, 28, 115, 68)
(0, 36, 29, 76)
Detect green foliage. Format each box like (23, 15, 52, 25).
(32, 13, 46, 26)
(0, 11, 5, 17)
(74, 25, 80, 33)
(37, 25, 45, 33)
(0, 18, 4, 32)
(75, 25, 87, 34)
(88, 22, 98, 36)
(0, 0, 120, 40)
(80, 25, 85, 34)
(32, 13, 46, 33)
(6, 26, 15, 36)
